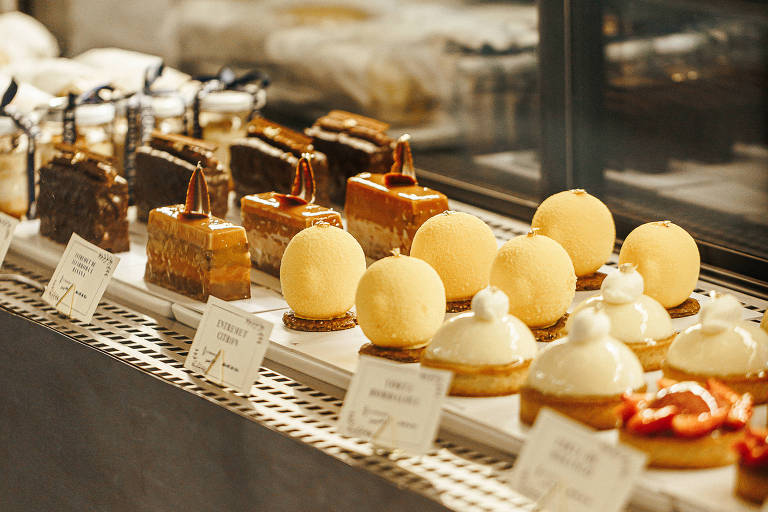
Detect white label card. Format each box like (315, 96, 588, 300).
(41, 233, 119, 323)
(0, 211, 19, 268)
(338, 355, 451, 455)
(184, 296, 273, 394)
(509, 409, 647, 512)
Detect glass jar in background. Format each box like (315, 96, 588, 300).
(199, 90, 253, 173)
(0, 117, 29, 219)
(152, 95, 187, 135)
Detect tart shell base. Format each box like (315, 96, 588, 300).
(283, 311, 357, 332)
(662, 364, 768, 404)
(446, 299, 472, 313)
(420, 358, 531, 397)
(618, 428, 742, 468)
(736, 464, 768, 503)
(359, 343, 425, 363)
(666, 297, 700, 318)
(626, 333, 676, 372)
(520, 386, 645, 430)
(530, 314, 568, 342)
(576, 272, 607, 291)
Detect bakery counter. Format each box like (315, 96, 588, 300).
(0, 254, 532, 512)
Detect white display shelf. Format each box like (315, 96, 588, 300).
(9, 208, 767, 512)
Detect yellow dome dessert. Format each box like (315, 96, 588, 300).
(421, 287, 537, 396)
(531, 189, 615, 286)
(618, 220, 700, 312)
(410, 211, 498, 311)
(280, 223, 366, 331)
(489, 231, 576, 338)
(356, 251, 446, 362)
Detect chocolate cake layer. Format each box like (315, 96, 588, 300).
(305, 110, 394, 205)
(37, 146, 129, 253)
(230, 118, 330, 204)
(134, 133, 229, 222)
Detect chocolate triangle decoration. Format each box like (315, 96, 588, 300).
(386, 134, 417, 186)
(182, 162, 211, 218)
(278, 153, 316, 206)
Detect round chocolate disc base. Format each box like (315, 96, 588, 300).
(283, 311, 357, 332)
(576, 271, 607, 291)
(666, 297, 700, 318)
(446, 299, 472, 313)
(358, 343, 425, 363)
(530, 313, 569, 342)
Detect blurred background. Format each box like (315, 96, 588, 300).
(1, 0, 767, 288)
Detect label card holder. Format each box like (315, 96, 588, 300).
(0, 211, 20, 268)
(338, 355, 451, 456)
(41, 233, 119, 323)
(184, 296, 273, 394)
(509, 409, 647, 512)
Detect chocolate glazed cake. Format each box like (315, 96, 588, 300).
(305, 110, 394, 204)
(230, 117, 330, 204)
(134, 132, 229, 222)
(38, 145, 129, 253)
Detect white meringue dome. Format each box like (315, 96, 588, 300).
(526, 308, 645, 396)
(568, 263, 673, 344)
(666, 294, 768, 376)
(425, 287, 536, 366)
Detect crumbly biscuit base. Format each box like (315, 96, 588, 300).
(520, 384, 646, 430)
(736, 464, 768, 503)
(619, 428, 742, 468)
(446, 299, 472, 313)
(531, 314, 569, 342)
(666, 297, 700, 318)
(662, 364, 768, 404)
(420, 358, 531, 397)
(626, 333, 676, 372)
(359, 343, 425, 363)
(576, 272, 607, 291)
(282, 311, 357, 332)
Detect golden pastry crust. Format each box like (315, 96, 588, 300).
(626, 333, 676, 371)
(420, 358, 531, 397)
(359, 343, 425, 363)
(575, 271, 607, 291)
(662, 364, 768, 404)
(666, 297, 700, 318)
(520, 385, 646, 430)
(446, 298, 472, 313)
(736, 464, 768, 503)
(282, 311, 357, 332)
(619, 428, 742, 468)
(530, 314, 569, 342)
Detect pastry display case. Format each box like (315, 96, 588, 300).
(1, 1, 767, 511)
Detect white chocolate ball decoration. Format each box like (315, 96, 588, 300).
(531, 189, 615, 276)
(280, 224, 366, 320)
(355, 251, 446, 349)
(489, 231, 576, 328)
(411, 211, 498, 302)
(618, 221, 700, 308)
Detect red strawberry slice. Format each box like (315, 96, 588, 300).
(627, 405, 678, 435)
(725, 393, 753, 430)
(671, 407, 728, 438)
(707, 378, 741, 406)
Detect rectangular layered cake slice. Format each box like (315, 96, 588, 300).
(38, 145, 129, 252)
(134, 132, 229, 222)
(145, 205, 251, 301)
(305, 110, 394, 204)
(241, 193, 342, 277)
(230, 117, 330, 204)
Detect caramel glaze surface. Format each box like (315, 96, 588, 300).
(241, 193, 342, 230)
(344, 172, 448, 256)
